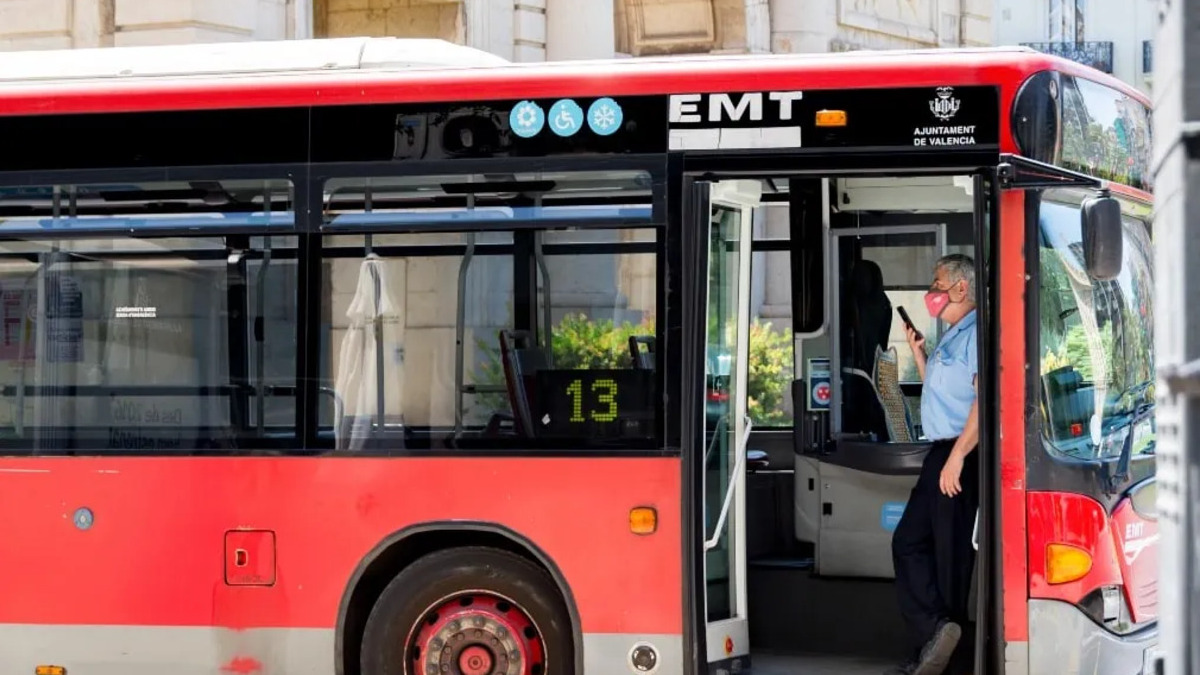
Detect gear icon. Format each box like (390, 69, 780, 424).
(516, 105, 538, 129)
(509, 101, 545, 138)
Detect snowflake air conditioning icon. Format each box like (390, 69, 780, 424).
(587, 97, 623, 136)
(929, 87, 961, 121)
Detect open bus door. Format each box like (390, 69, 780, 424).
(690, 170, 999, 675)
(693, 179, 759, 671)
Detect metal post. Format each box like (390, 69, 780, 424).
(1152, 1, 1199, 673)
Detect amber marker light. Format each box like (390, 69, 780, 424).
(1046, 543, 1093, 584)
(815, 109, 847, 127)
(630, 506, 657, 535)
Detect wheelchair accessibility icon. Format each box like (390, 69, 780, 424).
(548, 99, 584, 137)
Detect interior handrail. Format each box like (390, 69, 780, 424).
(705, 415, 752, 551)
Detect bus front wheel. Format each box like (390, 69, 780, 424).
(361, 546, 573, 675)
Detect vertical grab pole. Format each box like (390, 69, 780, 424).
(453, 192, 477, 435)
(255, 183, 273, 438)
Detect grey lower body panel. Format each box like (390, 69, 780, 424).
(1028, 599, 1158, 675)
(0, 625, 683, 675)
(0, 624, 336, 675)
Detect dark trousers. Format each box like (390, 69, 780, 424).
(892, 438, 979, 656)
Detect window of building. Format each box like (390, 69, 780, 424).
(0, 179, 298, 453)
(1037, 198, 1154, 460)
(1049, 0, 1086, 42)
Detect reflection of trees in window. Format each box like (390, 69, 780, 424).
(1058, 77, 1154, 189)
(1038, 202, 1155, 458)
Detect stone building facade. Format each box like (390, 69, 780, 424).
(0, 0, 992, 62)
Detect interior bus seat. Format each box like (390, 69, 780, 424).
(847, 260, 892, 367)
(628, 335, 655, 370)
(872, 346, 915, 443)
(498, 329, 547, 438)
(842, 260, 893, 438)
(841, 366, 890, 441)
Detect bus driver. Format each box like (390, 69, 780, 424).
(886, 253, 980, 675)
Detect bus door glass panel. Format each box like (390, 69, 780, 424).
(704, 201, 749, 623)
(832, 226, 943, 442)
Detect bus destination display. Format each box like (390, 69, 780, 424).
(535, 369, 654, 439)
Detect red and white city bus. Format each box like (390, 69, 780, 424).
(0, 38, 1157, 675)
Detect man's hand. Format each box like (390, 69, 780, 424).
(904, 323, 925, 355)
(939, 450, 965, 497)
(904, 323, 925, 354)
(905, 323, 928, 381)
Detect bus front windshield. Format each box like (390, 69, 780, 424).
(1037, 197, 1155, 461)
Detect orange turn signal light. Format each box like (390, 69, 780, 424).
(815, 109, 847, 127)
(1046, 543, 1092, 584)
(630, 506, 657, 535)
(36, 666, 66, 675)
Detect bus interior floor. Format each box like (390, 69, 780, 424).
(749, 651, 897, 675)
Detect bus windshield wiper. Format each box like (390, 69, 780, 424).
(1104, 400, 1155, 494)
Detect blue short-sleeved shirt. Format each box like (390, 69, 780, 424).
(921, 309, 978, 441)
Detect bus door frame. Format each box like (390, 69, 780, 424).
(679, 159, 1010, 675)
(989, 154, 1110, 675)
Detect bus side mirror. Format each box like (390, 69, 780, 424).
(1080, 192, 1122, 281)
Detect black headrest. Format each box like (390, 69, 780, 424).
(851, 259, 885, 298)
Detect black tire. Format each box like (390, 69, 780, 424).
(361, 546, 574, 675)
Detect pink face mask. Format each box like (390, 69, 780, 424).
(924, 290, 951, 319)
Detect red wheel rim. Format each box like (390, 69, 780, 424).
(410, 593, 546, 675)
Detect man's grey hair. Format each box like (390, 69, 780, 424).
(936, 253, 976, 303)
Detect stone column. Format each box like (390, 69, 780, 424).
(112, 0, 293, 46)
(464, 0, 515, 60)
(546, 0, 613, 60)
(758, 206, 793, 333)
(769, 0, 835, 53)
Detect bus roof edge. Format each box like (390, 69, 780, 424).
(0, 37, 510, 84)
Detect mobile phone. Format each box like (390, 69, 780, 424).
(897, 305, 922, 341)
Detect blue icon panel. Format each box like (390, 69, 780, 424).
(509, 100, 545, 138)
(588, 97, 624, 136)
(509, 97, 624, 139)
(548, 99, 584, 137)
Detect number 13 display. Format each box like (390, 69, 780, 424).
(565, 378, 618, 422)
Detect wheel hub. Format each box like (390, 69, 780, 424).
(411, 594, 545, 675)
(458, 645, 493, 675)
